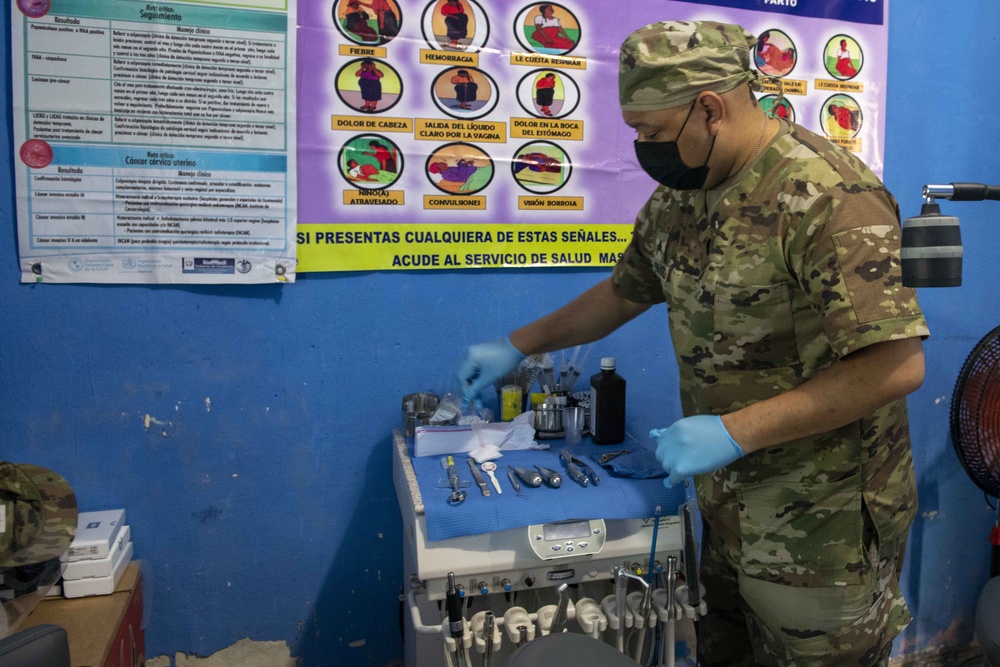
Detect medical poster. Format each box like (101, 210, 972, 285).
(298, 0, 889, 272)
(10, 0, 297, 284)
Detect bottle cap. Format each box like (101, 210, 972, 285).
(600, 357, 616, 370)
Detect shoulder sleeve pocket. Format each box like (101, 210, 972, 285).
(831, 225, 919, 326)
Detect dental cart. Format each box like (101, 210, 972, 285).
(392, 430, 698, 667)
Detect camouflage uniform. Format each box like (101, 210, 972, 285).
(1, 462, 78, 568)
(613, 21, 930, 667)
(1, 462, 77, 634)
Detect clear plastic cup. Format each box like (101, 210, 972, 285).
(563, 406, 585, 445)
(430, 392, 461, 424)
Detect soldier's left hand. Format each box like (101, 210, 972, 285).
(650, 415, 745, 488)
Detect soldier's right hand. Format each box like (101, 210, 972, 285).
(456, 337, 525, 408)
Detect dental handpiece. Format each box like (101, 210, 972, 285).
(446, 572, 466, 667)
(483, 611, 495, 667)
(665, 556, 678, 667)
(552, 583, 569, 630)
(682, 504, 701, 608)
(666, 556, 678, 618)
(615, 566, 628, 650)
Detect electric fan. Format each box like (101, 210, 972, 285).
(950, 323, 1000, 576)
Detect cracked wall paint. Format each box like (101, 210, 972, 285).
(144, 413, 173, 437)
(147, 638, 296, 667)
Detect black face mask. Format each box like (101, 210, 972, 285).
(634, 101, 716, 190)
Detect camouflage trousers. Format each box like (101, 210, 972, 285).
(696, 514, 911, 666)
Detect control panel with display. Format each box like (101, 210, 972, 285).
(526, 519, 607, 560)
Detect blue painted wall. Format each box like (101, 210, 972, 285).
(884, 2, 1000, 655)
(2, 1, 999, 664)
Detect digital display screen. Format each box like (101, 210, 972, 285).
(542, 520, 590, 542)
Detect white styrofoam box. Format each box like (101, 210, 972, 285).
(64, 509, 126, 561)
(63, 526, 131, 581)
(62, 540, 133, 598)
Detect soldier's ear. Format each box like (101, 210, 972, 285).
(696, 92, 726, 133)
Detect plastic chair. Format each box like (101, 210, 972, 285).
(977, 576, 1000, 667)
(0, 624, 71, 667)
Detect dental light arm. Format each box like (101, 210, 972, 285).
(925, 183, 1000, 202)
(901, 182, 1000, 288)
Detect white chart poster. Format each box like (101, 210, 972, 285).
(10, 0, 297, 284)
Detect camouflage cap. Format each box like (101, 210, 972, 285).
(0, 462, 77, 569)
(619, 20, 762, 111)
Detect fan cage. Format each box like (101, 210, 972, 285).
(950, 325, 1000, 498)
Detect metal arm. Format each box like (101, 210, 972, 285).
(923, 183, 1000, 203)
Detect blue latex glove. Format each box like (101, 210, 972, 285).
(456, 337, 525, 408)
(650, 415, 745, 489)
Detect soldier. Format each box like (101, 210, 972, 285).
(456, 20, 929, 667)
(1, 462, 78, 632)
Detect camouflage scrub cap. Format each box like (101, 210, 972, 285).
(0, 462, 77, 569)
(619, 20, 772, 111)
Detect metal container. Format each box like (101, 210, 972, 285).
(533, 404, 563, 433)
(402, 392, 440, 437)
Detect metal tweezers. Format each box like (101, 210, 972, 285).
(559, 449, 600, 487)
(597, 449, 630, 464)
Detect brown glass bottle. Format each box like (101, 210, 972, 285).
(589, 357, 626, 444)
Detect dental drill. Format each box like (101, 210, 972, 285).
(483, 611, 495, 667)
(447, 572, 468, 667)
